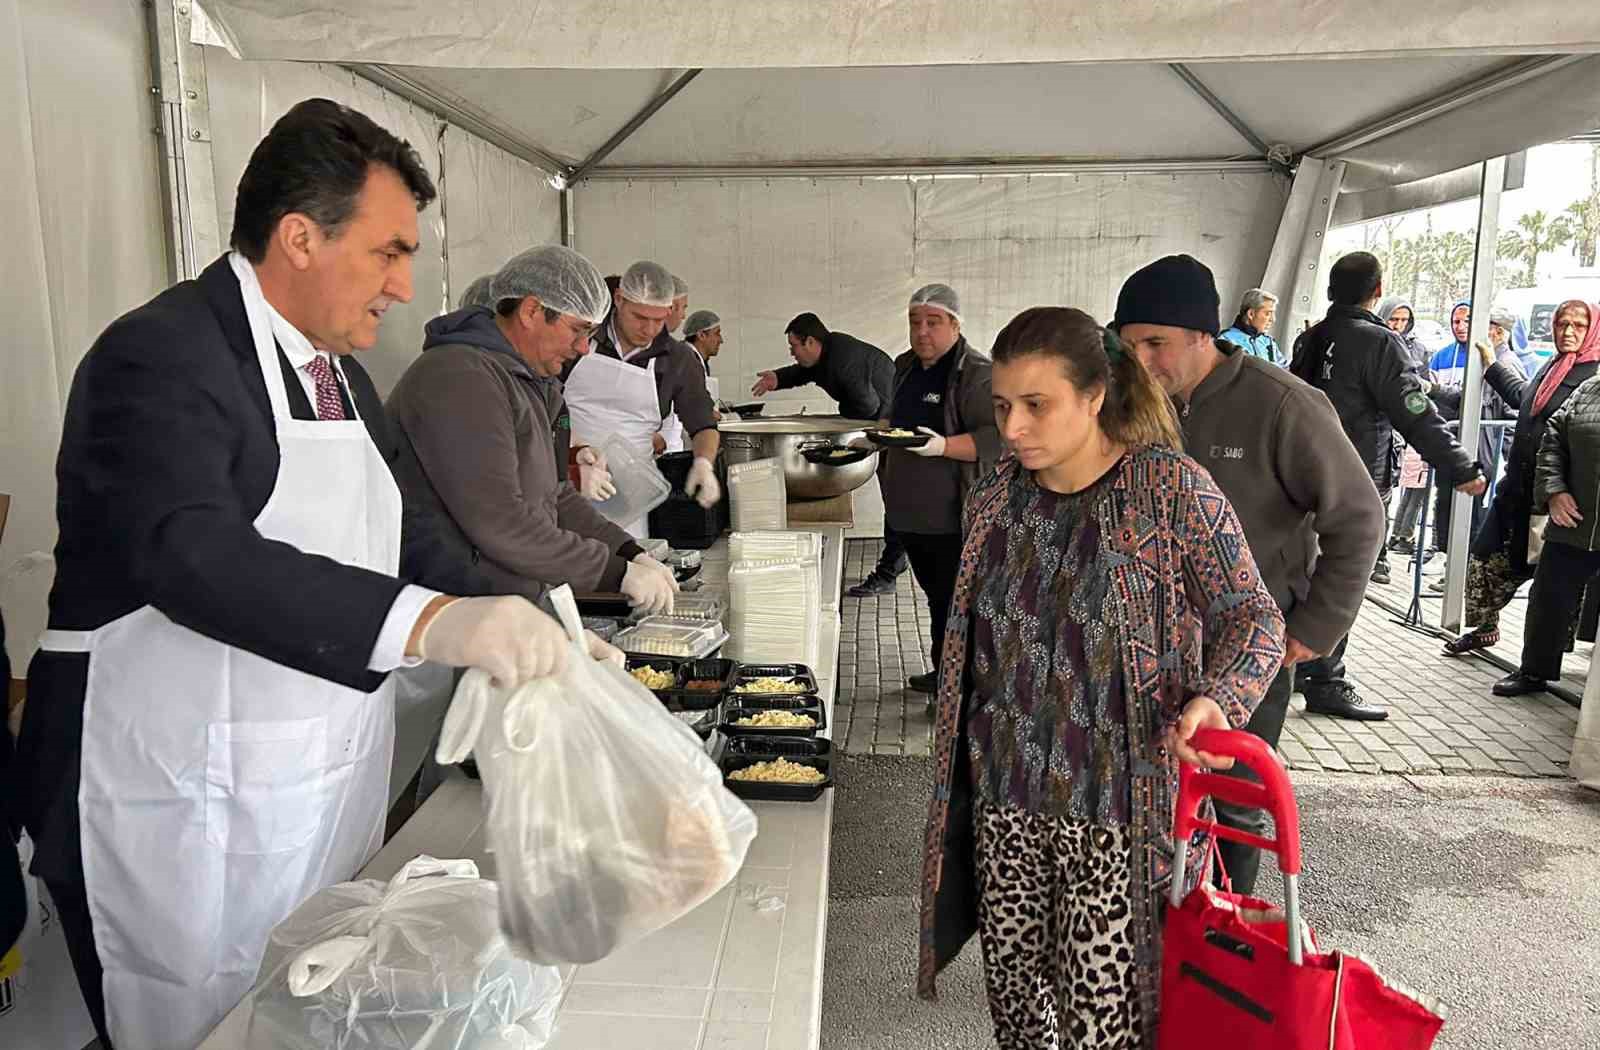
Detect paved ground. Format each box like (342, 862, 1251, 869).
(834, 540, 1583, 778)
(822, 752, 1600, 1050)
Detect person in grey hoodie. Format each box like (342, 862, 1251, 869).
(1114, 255, 1386, 890)
(1378, 296, 1434, 556)
(386, 246, 680, 615)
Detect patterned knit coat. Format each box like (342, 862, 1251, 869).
(916, 448, 1286, 1047)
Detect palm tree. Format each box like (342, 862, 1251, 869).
(1565, 143, 1600, 269)
(1502, 210, 1575, 286)
(1429, 231, 1476, 317)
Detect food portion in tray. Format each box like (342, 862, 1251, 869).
(734, 676, 811, 695)
(865, 427, 932, 448)
(731, 709, 817, 729)
(630, 665, 678, 690)
(727, 757, 827, 784)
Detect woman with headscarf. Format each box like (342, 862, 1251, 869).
(1378, 297, 1433, 555)
(915, 307, 1284, 1048)
(1443, 300, 1600, 656)
(1493, 302, 1600, 695)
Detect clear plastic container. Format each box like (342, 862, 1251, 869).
(728, 458, 787, 532)
(638, 593, 725, 623)
(615, 616, 728, 659)
(592, 434, 672, 528)
(730, 530, 821, 564)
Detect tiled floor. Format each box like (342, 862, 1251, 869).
(833, 539, 1582, 777)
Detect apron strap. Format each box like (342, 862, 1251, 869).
(228, 252, 296, 424)
(39, 629, 93, 653)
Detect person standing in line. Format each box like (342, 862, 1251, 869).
(1378, 297, 1434, 557)
(1217, 287, 1283, 365)
(1289, 252, 1484, 720)
(1114, 254, 1383, 890)
(917, 305, 1284, 1047)
(877, 285, 1000, 696)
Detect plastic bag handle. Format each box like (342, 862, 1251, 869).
(1172, 728, 1302, 875)
(436, 669, 490, 765)
(546, 583, 586, 645)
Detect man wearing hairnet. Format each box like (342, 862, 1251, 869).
(386, 245, 678, 614)
(684, 309, 730, 414)
(564, 261, 723, 532)
(458, 273, 495, 310)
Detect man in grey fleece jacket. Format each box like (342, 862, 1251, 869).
(1114, 255, 1386, 892)
(386, 246, 679, 614)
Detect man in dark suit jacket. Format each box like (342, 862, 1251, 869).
(13, 98, 594, 1049)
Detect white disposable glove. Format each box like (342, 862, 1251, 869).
(577, 461, 616, 501)
(910, 426, 947, 458)
(622, 556, 677, 615)
(685, 456, 722, 508)
(417, 595, 568, 686)
(584, 629, 625, 668)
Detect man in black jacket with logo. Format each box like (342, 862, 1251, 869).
(1290, 251, 1486, 717)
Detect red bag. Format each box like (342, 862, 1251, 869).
(1158, 730, 1444, 1050)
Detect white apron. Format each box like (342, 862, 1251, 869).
(564, 351, 663, 537)
(659, 374, 716, 454)
(39, 253, 402, 1050)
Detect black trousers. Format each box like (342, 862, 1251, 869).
(899, 532, 963, 671)
(45, 871, 113, 1047)
(1213, 668, 1294, 896)
(1522, 540, 1600, 680)
(1434, 481, 1485, 552)
(871, 527, 910, 580)
(1294, 635, 1348, 691)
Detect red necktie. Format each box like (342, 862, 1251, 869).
(305, 355, 347, 421)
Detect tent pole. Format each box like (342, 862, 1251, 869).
(1258, 158, 1345, 345)
(347, 64, 572, 177)
(582, 158, 1272, 180)
(1303, 55, 1582, 159)
(560, 187, 577, 248)
(1167, 63, 1271, 158)
(146, 0, 221, 282)
(1439, 156, 1507, 634)
(568, 70, 703, 184)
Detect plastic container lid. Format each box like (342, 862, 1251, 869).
(615, 616, 728, 659)
(631, 592, 725, 623)
(592, 434, 672, 528)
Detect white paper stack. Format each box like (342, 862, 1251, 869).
(728, 458, 788, 532)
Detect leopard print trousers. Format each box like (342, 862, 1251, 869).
(976, 804, 1144, 1049)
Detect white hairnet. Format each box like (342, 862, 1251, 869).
(1488, 304, 1520, 331)
(618, 261, 676, 308)
(458, 274, 494, 309)
(909, 283, 962, 324)
(683, 310, 721, 339)
(489, 245, 611, 325)
(672, 275, 689, 298)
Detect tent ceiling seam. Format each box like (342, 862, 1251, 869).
(1167, 62, 1273, 158)
(568, 69, 703, 184)
(581, 158, 1275, 180)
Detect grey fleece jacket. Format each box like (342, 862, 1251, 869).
(385, 308, 640, 603)
(1178, 345, 1386, 653)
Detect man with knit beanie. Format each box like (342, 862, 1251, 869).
(1114, 254, 1385, 886)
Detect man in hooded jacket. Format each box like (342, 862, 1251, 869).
(1378, 297, 1436, 556)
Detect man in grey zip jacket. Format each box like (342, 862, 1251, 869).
(1114, 255, 1386, 892)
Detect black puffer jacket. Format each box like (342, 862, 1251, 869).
(1536, 375, 1600, 552)
(1291, 304, 1480, 491)
(1485, 356, 1600, 507)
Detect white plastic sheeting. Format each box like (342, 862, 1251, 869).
(441, 124, 562, 303)
(0, 0, 167, 679)
(575, 171, 1284, 409)
(197, 0, 1600, 69)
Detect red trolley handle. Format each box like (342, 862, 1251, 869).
(1172, 728, 1302, 876)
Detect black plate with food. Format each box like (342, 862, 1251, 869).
(865, 428, 931, 448)
(729, 402, 767, 418)
(625, 655, 683, 698)
(730, 663, 820, 700)
(721, 745, 833, 802)
(721, 703, 826, 737)
(799, 442, 874, 466)
(668, 657, 739, 708)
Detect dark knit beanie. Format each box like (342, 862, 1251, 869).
(1111, 254, 1221, 337)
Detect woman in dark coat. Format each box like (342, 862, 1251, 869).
(1444, 299, 1600, 655)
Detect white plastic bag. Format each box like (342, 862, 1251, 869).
(246, 856, 561, 1050)
(436, 586, 758, 965)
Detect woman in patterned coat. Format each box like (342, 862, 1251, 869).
(916, 307, 1285, 1049)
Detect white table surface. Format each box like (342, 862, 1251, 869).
(199, 526, 845, 1050)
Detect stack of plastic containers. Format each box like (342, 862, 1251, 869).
(725, 530, 821, 668)
(728, 458, 787, 532)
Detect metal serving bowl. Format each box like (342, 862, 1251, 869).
(717, 415, 880, 500)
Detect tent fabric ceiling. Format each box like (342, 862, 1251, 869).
(198, 0, 1600, 69)
(382, 55, 1513, 171)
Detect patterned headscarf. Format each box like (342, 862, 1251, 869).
(1532, 300, 1600, 414)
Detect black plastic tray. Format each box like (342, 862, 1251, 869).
(722, 748, 833, 802)
(865, 428, 931, 449)
(577, 593, 634, 618)
(799, 442, 874, 466)
(625, 655, 683, 698)
(725, 736, 833, 760)
(729, 402, 767, 418)
(722, 703, 826, 737)
(668, 657, 739, 709)
(668, 704, 720, 739)
(729, 663, 820, 700)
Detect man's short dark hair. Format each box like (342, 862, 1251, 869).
(231, 98, 437, 263)
(785, 312, 829, 345)
(495, 298, 560, 325)
(1328, 252, 1383, 307)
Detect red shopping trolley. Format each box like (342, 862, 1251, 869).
(1159, 729, 1444, 1050)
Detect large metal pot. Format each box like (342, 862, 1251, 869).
(718, 415, 879, 500)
